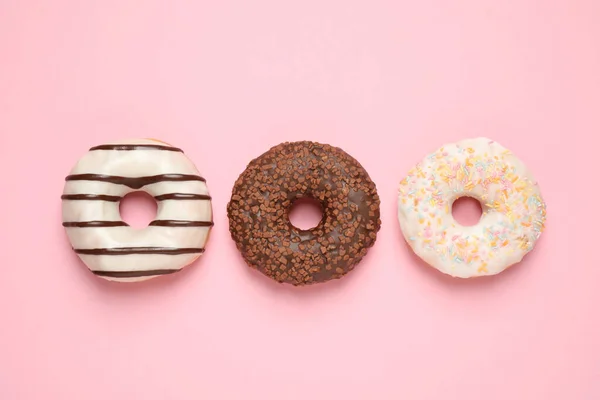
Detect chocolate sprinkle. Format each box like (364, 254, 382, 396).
(227, 141, 381, 286)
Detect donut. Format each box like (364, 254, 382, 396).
(61, 139, 213, 282)
(397, 137, 546, 278)
(227, 141, 381, 286)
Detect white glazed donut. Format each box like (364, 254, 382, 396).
(62, 139, 213, 282)
(397, 137, 546, 278)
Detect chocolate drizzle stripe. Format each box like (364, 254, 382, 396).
(61, 194, 122, 202)
(149, 220, 214, 227)
(90, 144, 183, 152)
(61, 193, 212, 202)
(154, 193, 212, 201)
(74, 247, 205, 255)
(92, 269, 181, 278)
(63, 221, 129, 228)
(65, 174, 205, 189)
(63, 220, 212, 228)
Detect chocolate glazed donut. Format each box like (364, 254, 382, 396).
(227, 141, 381, 286)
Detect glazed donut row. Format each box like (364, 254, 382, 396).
(62, 138, 546, 285)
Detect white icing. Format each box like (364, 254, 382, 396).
(62, 139, 212, 282)
(397, 138, 546, 278)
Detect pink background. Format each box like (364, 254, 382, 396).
(1, 1, 599, 399)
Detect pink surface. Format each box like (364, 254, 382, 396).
(1, 1, 599, 399)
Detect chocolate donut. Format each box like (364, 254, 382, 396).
(227, 141, 381, 286)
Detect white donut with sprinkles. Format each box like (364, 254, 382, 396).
(62, 139, 213, 282)
(397, 137, 546, 278)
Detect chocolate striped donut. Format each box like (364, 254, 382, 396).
(62, 139, 213, 282)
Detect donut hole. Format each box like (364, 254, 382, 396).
(288, 197, 324, 230)
(451, 196, 483, 226)
(119, 191, 158, 229)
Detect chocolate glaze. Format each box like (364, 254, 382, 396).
(149, 220, 214, 227)
(61, 194, 122, 202)
(92, 269, 180, 278)
(227, 141, 381, 286)
(154, 193, 212, 201)
(65, 174, 205, 190)
(74, 247, 204, 255)
(89, 144, 183, 152)
(63, 221, 128, 228)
